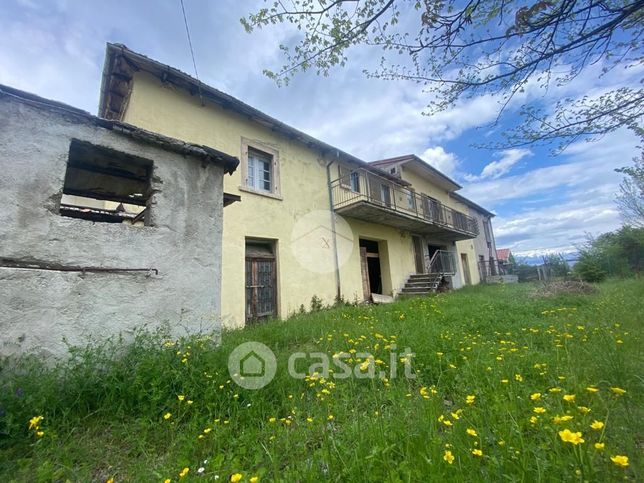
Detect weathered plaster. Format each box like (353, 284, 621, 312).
(0, 93, 227, 358)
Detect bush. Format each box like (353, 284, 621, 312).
(574, 254, 608, 282)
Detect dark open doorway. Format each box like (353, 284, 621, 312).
(359, 238, 383, 296)
(427, 244, 442, 262)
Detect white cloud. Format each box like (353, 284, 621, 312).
(470, 129, 640, 254)
(466, 148, 531, 181)
(419, 146, 459, 177)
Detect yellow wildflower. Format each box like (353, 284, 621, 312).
(36, 431, 44, 438)
(610, 455, 629, 468)
(515, 374, 523, 382)
(533, 407, 546, 414)
(250, 477, 259, 483)
(563, 394, 576, 402)
(187, 400, 194, 405)
(28, 416, 43, 430)
(443, 450, 455, 464)
(327, 415, 334, 421)
(577, 406, 591, 414)
(529, 416, 538, 424)
(466, 428, 477, 437)
(501, 379, 509, 384)
(230, 473, 243, 482)
(163, 413, 172, 420)
(306, 417, 314, 423)
(268, 417, 276, 423)
(590, 420, 604, 430)
(594, 442, 605, 450)
(559, 429, 584, 445)
(179, 468, 189, 478)
(443, 419, 453, 427)
(530, 393, 541, 401)
(164, 480, 171, 483)
(586, 387, 599, 393)
(177, 395, 185, 401)
(553, 415, 573, 424)
(610, 387, 626, 395)
(549, 387, 562, 393)
(472, 448, 483, 457)
(466, 395, 475, 404)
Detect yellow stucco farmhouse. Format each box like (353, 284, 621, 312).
(98, 43, 499, 328)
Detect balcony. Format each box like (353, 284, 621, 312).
(330, 169, 478, 241)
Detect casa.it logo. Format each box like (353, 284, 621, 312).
(227, 342, 277, 390)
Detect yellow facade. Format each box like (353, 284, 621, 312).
(116, 68, 484, 328)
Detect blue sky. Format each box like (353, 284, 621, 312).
(1, 0, 640, 257)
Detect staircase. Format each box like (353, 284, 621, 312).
(400, 273, 444, 295)
(399, 250, 456, 296)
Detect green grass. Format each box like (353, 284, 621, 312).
(1, 280, 642, 482)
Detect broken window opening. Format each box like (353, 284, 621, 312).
(59, 139, 153, 225)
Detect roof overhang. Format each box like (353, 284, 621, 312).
(371, 155, 462, 192)
(1, 83, 239, 175)
(99, 42, 404, 185)
(450, 192, 495, 218)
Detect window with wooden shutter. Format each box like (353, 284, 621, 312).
(338, 165, 351, 189)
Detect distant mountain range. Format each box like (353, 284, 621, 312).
(513, 253, 580, 266)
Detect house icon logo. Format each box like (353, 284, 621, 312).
(228, 341, 277, 389)
(240, 350, 265, 377)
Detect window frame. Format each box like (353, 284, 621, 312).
(240, 138, 281, 199)
(59, 139, 153, 226)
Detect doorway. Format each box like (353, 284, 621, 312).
(245, 240, 277, 323)
(426, 244, 442, 268)
(359, 239, 382, 299)
(412, 235, 424, 274)
(461, 253, 472, 285)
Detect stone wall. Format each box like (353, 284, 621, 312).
(0, 93, 226, 358)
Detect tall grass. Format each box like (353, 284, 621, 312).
(0, 280, 641, 481)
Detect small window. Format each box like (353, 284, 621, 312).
(59, 139, 152, 225)
(406, 188, 416, 211)
(350, 171, 361, 192)
(247, 147, 273, 192)
(380, 183, 391, 206)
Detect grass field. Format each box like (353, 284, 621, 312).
(1, 280, 642, 482)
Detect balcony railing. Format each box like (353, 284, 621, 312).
(330, 168, 478, 238)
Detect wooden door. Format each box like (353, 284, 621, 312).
(360, 247, 371, 301)
(245, 257, 276, 322)
(412, 236, 424, 274)
(461, 253, 472, 285)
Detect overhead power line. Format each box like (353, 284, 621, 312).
(179, 0, 204, 105)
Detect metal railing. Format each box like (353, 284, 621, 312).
(426, 250, 457, 275)
(330, 168, 478, 237)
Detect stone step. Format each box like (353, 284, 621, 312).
(404, 281, 437, 287)
(399, 290, 433, 296)
(407, 277, 441, 284)
(401, 286, 436, 293)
